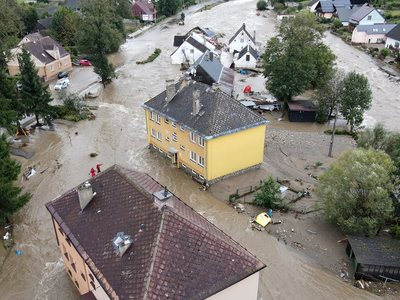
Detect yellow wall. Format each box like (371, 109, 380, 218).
(52, 218, 109, 299)
(206, 125, 266, 181)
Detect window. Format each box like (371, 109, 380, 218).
(396, 42, 400, 48)
(90, 281, 95, 289)
(180, 126, 185, 132)
(58, 62, 61, 69)
(171, 122, 177, 128)
(64, 59, 67, 66)
(156, 114, 160, 124)
(66, 237, 71, 247)
(75, 281, 79, 288)
(190, 151, 196, 163)
(68, 269, 72, 276)
(58, 227, 64, 236)
(180, 145, 185, 151)
(150, 111, 154, 121)
(89, 274, 94, 281)
(81, 273, 86, 281)
(151, 128, 155, 138)
(172, 132, 177, 143)
(190, 49, 194, 53)
(181, 163, 187, 168)
(165, 137, 170, 142)
(64, 252, 69, 261)
(246, 54, 250, 61)
(367, 15, 372, 20)
(50, 65, 54, 72)
(165, 118, 169, 124)
(198, 136, 204, 147)
(157, 132, 162, 142)
(198, 155, 204, 167)
(190, 132, 196, 143)
(240, 39, 244, 43)
(71, 262, 76, 272)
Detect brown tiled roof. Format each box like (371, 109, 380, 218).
(45, 165, 265, 299)
(22, 35, 70, 65)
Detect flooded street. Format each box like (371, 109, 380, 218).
(1, 0, 399, 299)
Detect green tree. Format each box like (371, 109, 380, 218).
(315, 148, 395, 235)
(253, 175, 283, 209)
(257, 0, 267, 10)
(357, 122, 392, 151)
(340, 71, 372, 132)
(18, 47, 56, 126)
(76, 0, 123, 54)
(156, 0, 180, 17)
(380, 48, 390, 58)
(332, 19, 342, 29)
(385, 133, 400, 178)
(93, 53, 115, 88)
(22, 4, 39, 33)
(40, 10, 51, 19)
(262, 11, 335, 101)
(114, 0, 132, 18)
(0, 71, 18, 132)
(50, 6, 78, 46)
(180, 12, 185, 22)
(0, 134, 32, 224)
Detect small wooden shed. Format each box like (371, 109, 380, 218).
(286, 100, 316, 122)
(346, 235, 400, 281)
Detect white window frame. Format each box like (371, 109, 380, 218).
(190, 132, 196, 143)
(50, 65, 54, 72)
(156, 114, 160, 124)
(58, 62, 62, 69)
(198, 155, 204, 168)
(240, 38, 244, 43)
(198, 136, 204, 147)
(190, 151, 196, 163)
(157, 132, 162, 142)
(165, 137, 170, 142)
(172, 132, 177, 143)
(64, 59, 67, 66)
(165, 118, 169, 124)
(180, 126, 185, 132)
(171, 122, 177, 129)
(150, 111, 154, 121)
(151, 128, 155, 137)
(180, 145, 185, 151)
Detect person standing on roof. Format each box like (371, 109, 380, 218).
(89, 168, 96, 177)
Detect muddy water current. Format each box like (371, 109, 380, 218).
(1, 0, 398, 299)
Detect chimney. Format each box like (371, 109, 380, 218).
(192, 89, 201, 115)
(77, 182, 96, 211)
(212, 82, 221, 92)
(243, 23, 246, 30)
(153, 186, 173, 209)
(210, 52, 213, 61)
(113, 232, 133, 257)
(165, 79, 175, 103)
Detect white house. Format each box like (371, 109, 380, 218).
(233, 45, 258, 68)
(171, 32, 215, 65)
(352, 24, 396, 44)
(229, 23, 258, 53)
(348, 4, 385, 31)
(385, 23, 400, 49)
(307, 0, 319, 12)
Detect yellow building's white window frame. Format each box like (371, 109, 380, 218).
(151, 128, 155, 137)
(172, 132, 177, 143)
(190, 151, 196, 163)
(150, 111, 154, 121)
(156, 114, 160, 124)
(180, 145, 185, 151)
(165, 118, 169, 124)
(198, 136, 204, 147)
(165, 137, 170, 142)
(171, 122, 177, 128)
(190, 132, 196, 143)
(180, 126, 185, 132)
(157, 132, 162, 141)
(198, 155, 204, 167)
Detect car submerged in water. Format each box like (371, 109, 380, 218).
(54, 78, 70, 90)
(58, 71, 68, 79)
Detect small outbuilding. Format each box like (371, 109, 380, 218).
(286, 100, 316, 122)
(346, 236, 400, 281)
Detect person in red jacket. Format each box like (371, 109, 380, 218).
(89, 168, 96, 177)
(96, 163, 102, 173)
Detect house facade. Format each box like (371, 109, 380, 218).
(351, 24, 396, 44)
(7, 33, 72, 82)
(229, 23, 257, 53)
(131, 1, 157, 21)
(348, 4, 385, 31)
(233, 45, 258, 69)
(171, 33, 215, 65)
(142, 80, 269, 184)
(385, 23, 400, 49)
(45, 165, 266, 299)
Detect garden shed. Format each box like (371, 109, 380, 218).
(346, 236, 400, 281)
(286, 100, 316, 122)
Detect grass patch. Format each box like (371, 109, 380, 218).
(196, 1, 224, 12)
(136, 48, 162, 64)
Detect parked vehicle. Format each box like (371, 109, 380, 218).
(79, 59, 92, 66)
(54, 78, 70, 90)
(58, 71, 68, 79)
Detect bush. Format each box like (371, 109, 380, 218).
(253, 175, 283, 209)
(157, 15, 166, 23)
(333, 19, 342, 29)
(385, 12, 393, 19)
(297, 3, 303, 10)
(380, 48, 391, 58)
(284, 7, 296, 14)
(318, 17, 332, 24)
(391, 224, 400, 238)
(257, 0, 267, 10)
(274, 3, 284, 12)
(136, 48, 162, 64)
(316, 111, 327, 123)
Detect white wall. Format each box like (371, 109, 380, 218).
(171, 42, 205, 65)
(206, 272, 260, 300)
(386, 36, 400, 48)
(359, 10, 385, 25)
(229, 29, 256, 53)
(234, 52, 257, 68)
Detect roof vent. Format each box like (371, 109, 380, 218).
(113, 232, 133, 257)
(212, 82, 221, 92)
(77, 182, 97, 211)
(153, 186, 173, 209)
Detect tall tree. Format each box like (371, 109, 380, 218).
(340, 71, 372, 132)
(357, 122, 393, 151)
(0, 134, 32, 224)
(22, 4, 39, 33)
(50, 6, 78, 46)
(262, 11, 336, 101)
(93, 53, 115, 88)
(18, 47, 56, 126)
(0, 70, 18, 132)
(315, 148, 396, 236)
(0, 0, 25, 68)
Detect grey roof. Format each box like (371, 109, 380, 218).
(23, 36, 70, 65)
(142, 81, 268, 139)
(307, 0, 319, 6)
(237, 45, 258, 60)
(193, 50, 223, 83)
(320, 1, 335, 12)
(199, 27, 216, 38)
(356, 23, 396, 34)
(347, 236, 400, 268)
(229, 23, 255, 45)
(36, 17, 52, 30)
(386, 23, 400, 41)
(66, 0, 82, 10)
(336, 6, 361, 22)
(349, 5, 376, 22)
(36, 6, 59, 16)
(173, 35, 187, 47)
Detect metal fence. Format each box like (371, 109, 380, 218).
(229, 180, 263, 201)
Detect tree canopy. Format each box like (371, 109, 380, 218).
(50, 6, 78, 46)
(22, 4, 38, 33)
(93, 53, 115, 88)
(0, 70, 18, 132)
(156, 0, 180, 17)
(253, 175, 283, 209)
(18, 47, 56, 126)
(262, 11, 336, 101)
(0, 134, 32, 223)
(315, 148, 395, 235)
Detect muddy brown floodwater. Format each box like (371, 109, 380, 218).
(1, 0, 399, 299)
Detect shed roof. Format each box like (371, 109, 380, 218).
(386, 23, 400, 41)
(347, 236, 400, 268)
(229, 23, 255, 45)
(173, 35, 187, 47)
(287, 100, 316, 112)
(356, 23, 396, 34)
(45, 165, 266, 299)
(142, 81, 268, 138)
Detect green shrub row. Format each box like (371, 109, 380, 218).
(136, 48, 162, 64)
(326, 129, 359, 140)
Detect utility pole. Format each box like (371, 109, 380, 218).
(328, 106, 338, 157)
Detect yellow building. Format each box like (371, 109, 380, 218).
(7, 33, 72, 82)
(142, 80, 269, 183)
(45, 165, 266, 299)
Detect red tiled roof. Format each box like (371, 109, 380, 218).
(46, 165, 265, 299)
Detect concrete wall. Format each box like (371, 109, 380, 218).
(206, 272, 260, 300)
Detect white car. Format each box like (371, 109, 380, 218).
(54, 78, 70, 90)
